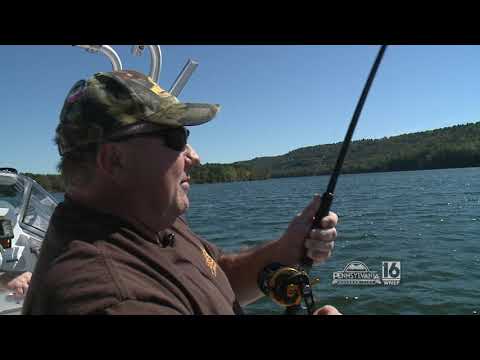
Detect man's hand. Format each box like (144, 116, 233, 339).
(277, 194, 338, 266)
(7, 272, 32, 299)
(218, 195, 338, 306)
(314, 305, 342, 315)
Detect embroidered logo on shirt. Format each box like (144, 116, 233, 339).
(201, 247, 217, 277)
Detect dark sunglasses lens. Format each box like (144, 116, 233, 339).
(166, 128, 189, 151)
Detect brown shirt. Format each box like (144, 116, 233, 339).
(23, 198, 242, 315)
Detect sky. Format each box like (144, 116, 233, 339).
(1, 45, 480, 174)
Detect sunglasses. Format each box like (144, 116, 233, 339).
(110, 127, 190, 152)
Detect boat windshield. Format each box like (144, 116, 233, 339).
(22, 182, 57, 234)
(0, 173, 25, 210)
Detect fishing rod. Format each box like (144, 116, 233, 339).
(258, 45, 388, 315)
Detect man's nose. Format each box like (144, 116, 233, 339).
(185, 144, 201, 167)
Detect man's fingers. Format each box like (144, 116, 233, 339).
(319, 211, 338, 229)
(306, 228, 337, 244)
(16, 287, 24, 296)
(306, 239, 335, 252)
(307, 248, 332, 262)
(4, 273, 31, 300)
(304, 227, 337, 263)
(7, 280, 17, 290)
(314, 305, 342, 315)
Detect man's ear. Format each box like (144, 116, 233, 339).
(96, 143, 124, 180)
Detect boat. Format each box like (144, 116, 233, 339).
(0, 168, 59, 314)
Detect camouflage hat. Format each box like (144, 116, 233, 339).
(56, 70, 220, 155)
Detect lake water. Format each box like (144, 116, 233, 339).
(186, 167, 480, 315)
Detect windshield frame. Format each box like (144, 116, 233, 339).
(17, 176, 58, 239)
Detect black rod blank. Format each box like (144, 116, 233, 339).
(307, 45, 387, 268)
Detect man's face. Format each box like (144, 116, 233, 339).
(116, 134, 198, 228)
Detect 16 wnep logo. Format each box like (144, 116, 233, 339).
(332, 261, 401, 286)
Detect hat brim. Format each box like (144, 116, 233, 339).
(108, 102, 220, 140)
(145, 103, 220, 127)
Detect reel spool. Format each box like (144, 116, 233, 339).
(258, 263, 319, 312)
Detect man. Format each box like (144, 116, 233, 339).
(23, 70, 340, 315)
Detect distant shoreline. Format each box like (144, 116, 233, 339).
(190, 164, 480, 184)
(25, 164, 480, 192)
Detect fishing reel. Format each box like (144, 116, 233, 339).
(258, 262, 320, 315)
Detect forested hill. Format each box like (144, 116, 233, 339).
(189, 122, 480, 183)
(23, 122, 480, 190)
